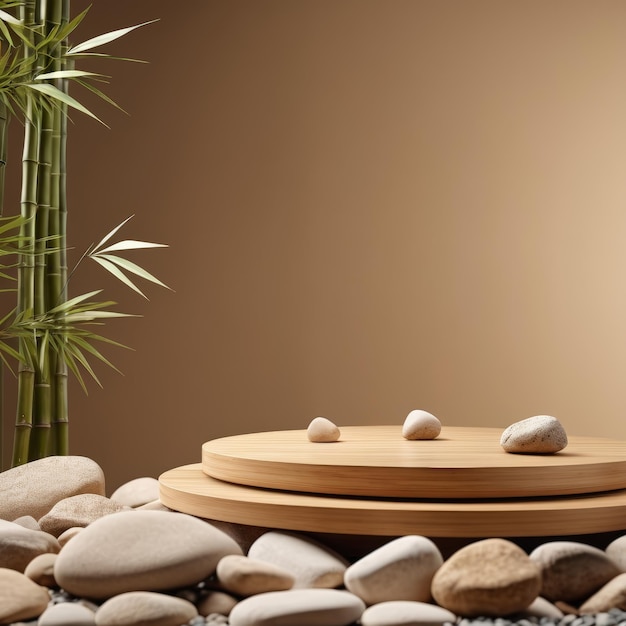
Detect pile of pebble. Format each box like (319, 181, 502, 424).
(2, 456, 626, 626)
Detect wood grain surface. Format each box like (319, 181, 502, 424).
(159, 463, 626, 537)
(201, 426, 626, 498)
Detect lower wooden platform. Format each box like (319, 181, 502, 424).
(159, 463, 626, 538)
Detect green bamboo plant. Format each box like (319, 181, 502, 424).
(0, 1, 166, 469)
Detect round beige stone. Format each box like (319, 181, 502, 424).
(530, 541, 621, 603)
(228, 589, 365, 626)
(54, 510, 242, 599)
(110, 477, 160, 508)
(500, 415, 568, 454)
(0, 456, 105, 521)
(95, 591, 197, 626)
(217, 554, 295, 595)
(307, 417, 341, 442)
(402, 410, 442, 440)
(0, 567, 50, 623)
(0, 519, 60, 572)
(24, 552, 58, 587)
(39, 494, 127, 537)
(431, 538, 541, 616)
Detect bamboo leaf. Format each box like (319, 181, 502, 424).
(75, 78, 125, 114)
(0, 17, 14, 46)
(25, 83, 105, 125)
(68, 20, 158, 55)
(97, 239, 167, 253)
(70, 334, 123, 373)
(61, 343, 99, 391)
(62, 51, 148, 64)
(35, 69, 101, 81)
(91, 215, 134, 252)
(47, 290, 103, 315)
(64, 311, 135, 322)
(96, 253, 170, 290)
(0, 8, 20, 25)
(55, 7, 90, 43)
(91, 255, 146, 298)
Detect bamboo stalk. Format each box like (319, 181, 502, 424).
(0, 98, 8, 469)
(28, 0, 64, 460)
(49, 0, 69, 455)
(13, 0, 39, 466)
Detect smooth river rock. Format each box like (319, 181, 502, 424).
(344, 535, 443, 604)
(360, 600, 457, 626)
(54, 510, 242, 599)
(402, 410, 442, 440)
(248, 531, 349, 589)
(228, 588, 366, 626)
(307, 417, 341, 442)
(95, 591, 198, 626)
(500, 415, 568, 454)
(0, 519, 60, 571)
(110, 477, 160, 508)
(39, 493, 127, 537)
(0, 567, 50, 623)
(23, 552, 57, 587)
(579, 572, 626, 613)
(217, 554, 295, 596)
(606, 535, 626, 571)
(0, 456, 105, 521)
(431, 538, 541, 616)
(38, 601, 97, 625)
(529, 541, 621, 603)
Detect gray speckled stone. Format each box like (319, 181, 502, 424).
(500, 415, 568, 454)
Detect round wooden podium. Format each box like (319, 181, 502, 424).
(159, 426, 626, 538)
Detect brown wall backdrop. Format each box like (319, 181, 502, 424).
(3, 0, 626, 492)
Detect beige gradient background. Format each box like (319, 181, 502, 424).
(3, 0, 626, 492)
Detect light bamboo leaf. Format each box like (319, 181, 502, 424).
(0, 8, 20, 25)
(70, 334, 124, 373)
(64, 311, 135, 322)
(63, 343, 101, 390)
(68, 20, 158, 55)
(91, 215, 134, 252)
(75, 78, 125, 114)
(0, 16, 13, 46)
(91, 255, 146, 298)
(97, 239, 167, 253)
(48, 290, 103, 315)
(62, 51, 148, 64)
(96, 253, 170, 290)
(35, 69, 101, 81)
(25, 83, 105, 125)
(55, 7, 90, 43)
